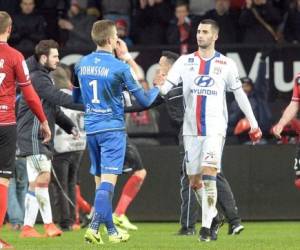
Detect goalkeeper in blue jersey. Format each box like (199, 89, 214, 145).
(73, 20, 160, 245)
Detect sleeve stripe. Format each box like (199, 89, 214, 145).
(170, 86, 182, 90)
(128, 87, 141, 93)
(168, 95, 183, 100)
(17, 80, 31, 87)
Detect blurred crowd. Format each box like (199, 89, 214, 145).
(1, 0, 300, 52)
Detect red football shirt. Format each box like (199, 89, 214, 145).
(292, 73, 300, 103)
(0, 42, 31, 125)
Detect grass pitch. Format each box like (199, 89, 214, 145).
(2, 222, 300, 250)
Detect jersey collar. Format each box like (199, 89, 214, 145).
(94, 50, 112, 55)
(194, 51, 220, 61)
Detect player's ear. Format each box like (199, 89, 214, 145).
(7, 24, 12, 35)
(214, 32, 218, 42)
(40, 54, 47, 64)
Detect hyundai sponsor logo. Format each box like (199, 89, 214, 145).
(194, 75, 214, 87)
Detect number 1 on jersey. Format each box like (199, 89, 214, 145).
(89, 80, 100, 104)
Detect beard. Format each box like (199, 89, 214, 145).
(44, 60, 57, 71)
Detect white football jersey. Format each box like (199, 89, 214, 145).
(166, 51, 242, 136)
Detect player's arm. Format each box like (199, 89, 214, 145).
(232, 88, 262, 142)
(130, 86, 160, 107)
(273, 76, 300, 138)
(233, 88, 258, 129)
(121, 65, 160, 107)
(227, 60, 262, 143)
(273, 102, 299, 139)
(72, 64, 84, 104)
(157, 57, 183, 95)
(124, 93, 164, 113)
(33, 75, 84, 111)
(15, 56, 51, 143)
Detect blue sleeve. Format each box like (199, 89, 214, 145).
(72, 87, 83, 104)
(121, 65, 159, 107)
(132, 87, 160, 107)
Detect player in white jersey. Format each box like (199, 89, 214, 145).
(158, 19, 262, 242)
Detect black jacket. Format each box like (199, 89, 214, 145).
(17, 56, 84, 157)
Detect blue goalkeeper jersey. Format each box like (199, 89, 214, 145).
(74, 50, 159, 135)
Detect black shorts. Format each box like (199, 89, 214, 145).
(124, 140, 144, 171)
(0, 125, 16, 178)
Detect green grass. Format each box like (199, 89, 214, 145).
(2, 222, 300, 250)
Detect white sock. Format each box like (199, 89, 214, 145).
(35, 187, 53, 224)
(24, 191, 39, 227)
(202, 176, 218, 229)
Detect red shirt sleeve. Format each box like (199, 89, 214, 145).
(14, 53, 31, 87)
(292, 75, 300, 102)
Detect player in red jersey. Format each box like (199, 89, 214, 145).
(0, 11, 50, 249)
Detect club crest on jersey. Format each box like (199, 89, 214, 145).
(194, 75, 214, 87)
(184, 58, 196, 66)
(213, 66, 222, 75)
(94, 57, 101, 64)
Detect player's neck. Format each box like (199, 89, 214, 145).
(0, 34, 8, 43)
(96, 45, 112, 54)
(197, 47, 215, 59)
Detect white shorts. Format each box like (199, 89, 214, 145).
(26, 154, 52, 182)
(183, 135, 225, 175)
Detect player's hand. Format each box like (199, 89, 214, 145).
(272, 123, 284, 139)
(71, 127, 80, 140)
(40, 121, 51, 144)
(248, 127, 262, 144)
(115, 39, 131, 62)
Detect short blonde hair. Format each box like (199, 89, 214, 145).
(91, 20, 116, 47)
(0, 11, 12, 34)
